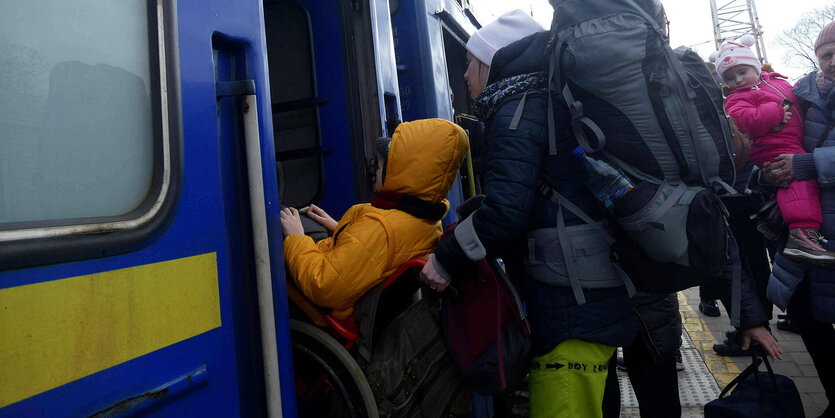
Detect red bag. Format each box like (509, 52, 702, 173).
(441, 246, 531, 395)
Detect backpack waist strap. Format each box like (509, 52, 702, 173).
(524, 224, 635, 305)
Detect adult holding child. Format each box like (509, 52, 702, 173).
(764, 20, 835, 418)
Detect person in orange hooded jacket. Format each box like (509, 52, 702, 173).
(279, 118, 469, 319)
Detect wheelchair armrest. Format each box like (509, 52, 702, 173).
(382, 258, 426, 290)
(324, 314, 359, 341)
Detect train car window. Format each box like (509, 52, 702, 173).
(0, 1, 154, 225)
(264, 0, 324, 208)
(0, 0, 181, 268)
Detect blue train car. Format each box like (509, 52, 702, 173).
(392, 0, 480, 122)
(0, 0, 414, 416)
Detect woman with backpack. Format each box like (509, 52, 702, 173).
(419, 10, 639, 417)
(763, 21, 835, 418)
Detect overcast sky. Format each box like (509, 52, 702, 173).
(471, 0, 832, 81)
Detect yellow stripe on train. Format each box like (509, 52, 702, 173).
(0, 253, 222, 408)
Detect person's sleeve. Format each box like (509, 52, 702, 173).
(811, 147, 835, 187)
(738, 268, 769, 329)
(725, 94, 785, 139)
(435, 97, 547, 279)
(283, 214, 389, 309)
(792, 153, 817, 180)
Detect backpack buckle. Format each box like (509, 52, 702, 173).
(537, 182, 554, 199)
(567, 100, 583, 122)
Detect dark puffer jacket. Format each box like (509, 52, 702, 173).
(633, 292, 682, 360)
(770, 72, 835, 323)
(434, 32, 638, 357)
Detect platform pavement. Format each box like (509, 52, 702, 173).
(678, 286, 829, 417)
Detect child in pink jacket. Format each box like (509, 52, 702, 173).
(713, 35, 835, 265)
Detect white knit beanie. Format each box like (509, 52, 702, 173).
(466, 10, 544, 66)
(709, 35, 761, 81)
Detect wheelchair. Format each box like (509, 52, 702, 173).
(287, 259, 427, 418)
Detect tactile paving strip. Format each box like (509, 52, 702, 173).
(618, 331, 720, 416)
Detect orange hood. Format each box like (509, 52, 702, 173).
(380, 119, 469, 203)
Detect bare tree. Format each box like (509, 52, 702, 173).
(776, 5, 835, 72)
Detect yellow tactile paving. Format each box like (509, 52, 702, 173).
(678, 292, 742, 388)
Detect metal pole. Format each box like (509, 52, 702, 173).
(243, 93, 284, 418)
(709, 0, 722, 49)
(708, 0, 768, 62)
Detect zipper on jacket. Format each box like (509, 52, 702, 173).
(760, 77, 800, 119)
(633, 308, 663, 360)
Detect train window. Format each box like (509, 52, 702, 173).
(0, 1, 154, 225)
(264, 1, 325, 208)
(0, 0, 180, 267)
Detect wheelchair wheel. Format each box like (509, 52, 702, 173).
(290, 319, 378, 418)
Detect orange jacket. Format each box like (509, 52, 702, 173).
(284, 119, 469, 318)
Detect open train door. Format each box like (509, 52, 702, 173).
(262, 0, 403, 416)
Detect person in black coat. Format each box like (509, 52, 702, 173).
(419, 12, 637, 417)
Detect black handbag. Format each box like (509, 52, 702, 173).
(751, 196, 786, 241)
(704, 346, 804, 417)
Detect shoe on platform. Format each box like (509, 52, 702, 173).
(725, 329, 737, 340)
(784, 228, 835, 266)
(713, 330, 752, 357)
(776, 318, 801, 334)
(699, 299, 721, 317)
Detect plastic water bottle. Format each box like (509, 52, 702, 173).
(572, 146, 634, 210)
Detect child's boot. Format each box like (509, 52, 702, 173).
(784, 228, 835, 265)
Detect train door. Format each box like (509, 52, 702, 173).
(264, 0, 402, 217)
(0, 0, 297, 416)
(262, 0, 402, 416)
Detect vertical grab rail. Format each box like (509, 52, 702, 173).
(243, 92, 283, 418)
(218, 80, 283, 417)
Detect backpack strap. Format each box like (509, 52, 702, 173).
(719, 356, 761, 398)
(509, 91, 529, 131)
(555, 204, 586, 304)
(547, 39, 563, 156)
(617, 182, 687, 232)
(537, 181, 636, 304)
(547, 37, 607, 155)
(562, 83, 606, 153)
(537, 182, 615, 244)
(628, 3, 730, 189)
(601, 150, 662, 185)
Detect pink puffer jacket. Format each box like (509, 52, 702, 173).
(724, 72, 804, 164)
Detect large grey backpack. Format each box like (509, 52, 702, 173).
(546, 0, 736, 285)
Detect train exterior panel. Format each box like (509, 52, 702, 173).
(0, 0, 478, 416)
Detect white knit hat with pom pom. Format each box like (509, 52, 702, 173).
(709, 34, 761, 81)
